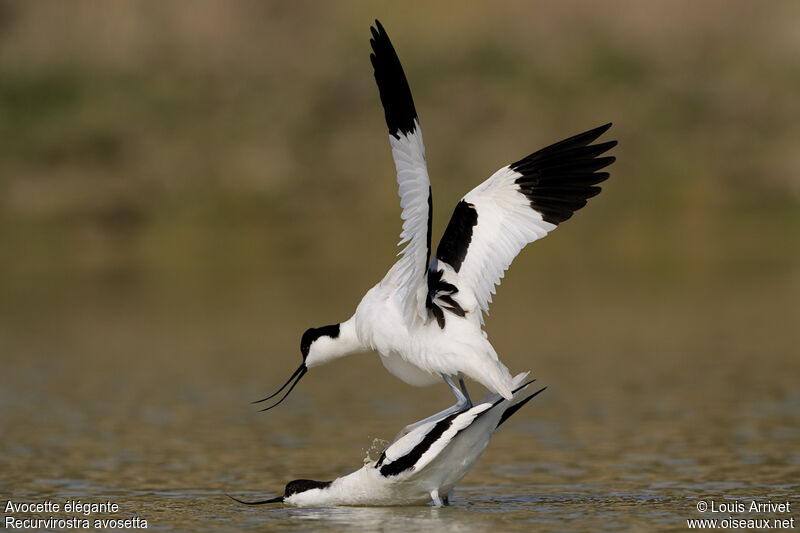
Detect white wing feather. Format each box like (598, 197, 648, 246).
(382, 123, 431, 326)
(456, 167, 556, 322)
(369, 20, 432, 327)
(431, 124, 616, 325)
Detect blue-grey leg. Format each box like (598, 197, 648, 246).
(458, 377, 472, 409)
(443, 374, 470, 410)
(389, 374, 473, 443)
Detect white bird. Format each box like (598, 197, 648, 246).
(236, 373, 544, 507)
(256, 20, 615, 414)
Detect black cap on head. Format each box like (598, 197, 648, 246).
(300, 324, 341, 358)
(285, 479, 333, 497)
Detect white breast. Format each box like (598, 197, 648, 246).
(355, 282, 507, 390)
(378, 350, 441, 386)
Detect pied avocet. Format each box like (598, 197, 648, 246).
(237, 373, 544, 506)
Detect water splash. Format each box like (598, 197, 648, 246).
(363, 437, 390, 465)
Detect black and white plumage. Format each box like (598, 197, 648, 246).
(256, 20, 615, 412)
(236, 374, 545, 507)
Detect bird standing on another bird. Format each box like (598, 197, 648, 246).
(256, 20, 615, 414)
(235, 373, 545, 507)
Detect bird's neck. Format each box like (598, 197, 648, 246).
(307, 317, 366, 368)
(334, 317, 365, 356)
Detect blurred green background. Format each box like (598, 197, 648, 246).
(0, 0, 798, 492)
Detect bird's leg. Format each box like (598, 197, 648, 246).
(443, 374, 470, 410)
(442, 490, 451, 506)
(388, 374, 472, 443)
(430, 488, 444, 507)
(458, 377, 472, 409)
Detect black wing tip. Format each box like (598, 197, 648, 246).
(496, 385, 547, 428)
(513, 378, 538, 395)
(369, 19, 418, 139)
(369, 20, 385, 40)
(512, 123, 617, 226)
(488, 378, 539, 410)
(510, 123, 617, 170)
(591, 140, 618, 154)
(595, 122, 613, 135)
(579, 122, 613, 142)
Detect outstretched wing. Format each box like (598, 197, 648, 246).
(428, 124, 616, 326)
(370, 20, 432, 326)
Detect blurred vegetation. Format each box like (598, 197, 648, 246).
(0, 1, 797, 404)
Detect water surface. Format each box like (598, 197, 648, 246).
(2, 281, 797, 531)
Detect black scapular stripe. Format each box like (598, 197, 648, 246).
(435, 200, 478, 272)
(511, 123, 616, 225)
(370, 20, 418, 139)
(378, 412, 460, 477)
(376, 384, 546, 477)
(425, 269, 464, 329)
(426, 200, 476, 328)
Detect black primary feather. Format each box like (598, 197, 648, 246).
(370, 20, 418, 139)
(511, 123, 616, 225)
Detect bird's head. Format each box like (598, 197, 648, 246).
(283, 479, 332, 501)
(253, 324, 341, 411)
(301, 324, 342, 368)
(229, 479, 332, 506)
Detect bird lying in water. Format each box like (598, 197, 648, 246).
(233, 373, 544, 507)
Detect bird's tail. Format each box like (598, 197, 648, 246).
(473, 358, 515, 400)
